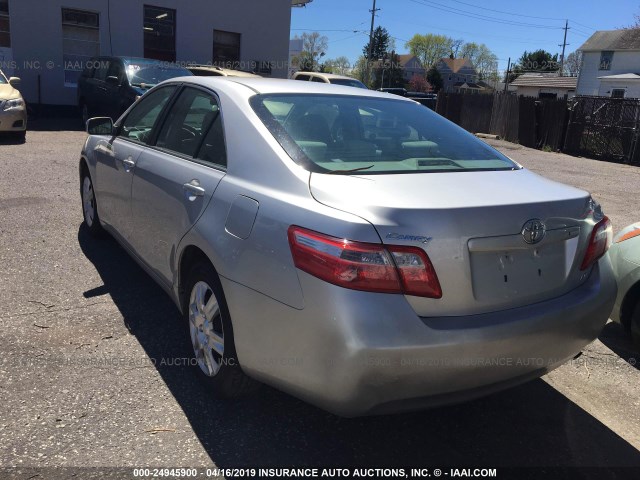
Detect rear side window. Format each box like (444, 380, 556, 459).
(311, 76, 326, 83)
(118, 86, 176, 143)
(294, 74, 310, 81)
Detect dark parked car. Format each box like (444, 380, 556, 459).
(77, 56, 192, 124)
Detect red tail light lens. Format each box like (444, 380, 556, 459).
(580, 216, 612, 271)
(388, 246, 442, 298)
(288, 226, 442, 298)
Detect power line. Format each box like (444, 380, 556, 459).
(449, 0, 566, 21)
(408, 0, 564, 30)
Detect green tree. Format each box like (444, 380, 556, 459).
(406, 33, 453, 70)
(363, 26, 391, 60)
(426, 66, 443, 93)
(513, 49, 560, 77)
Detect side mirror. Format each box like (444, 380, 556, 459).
(86, 117, 114, 136)
(106, 76, 120, 86)
(9, 77, 21, 88)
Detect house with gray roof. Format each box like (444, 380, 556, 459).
(577, 29, 640, 98)
(511, 73, 577, 99)
(435, 57, 481, 93)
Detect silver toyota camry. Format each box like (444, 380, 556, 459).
(80, 77, 617, 416)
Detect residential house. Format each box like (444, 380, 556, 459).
(576, 29, 640, 98)
(0, 0, 309, 106)
(511, 73, 577, 99)
(397, 54, 425, 83)
(436, 57, 481, 93)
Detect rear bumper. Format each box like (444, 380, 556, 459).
(223, 255, 616, 417)
(0, 106, 27, 132)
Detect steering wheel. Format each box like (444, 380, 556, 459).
(181, 124, 199, 137)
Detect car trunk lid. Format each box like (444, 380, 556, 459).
(309, 169, 593, 317)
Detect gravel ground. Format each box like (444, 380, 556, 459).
(0, 129, 639, 476)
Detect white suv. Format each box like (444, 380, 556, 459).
(292, 71, 367, 89)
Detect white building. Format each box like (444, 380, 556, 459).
(576, 29, 640, 98)
(510, 73, 577, 100)
(0, 0, 311, 106)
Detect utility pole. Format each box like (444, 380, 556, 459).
(366, 0, 380, 86)
(559, 20, 570, 76)
(504, 57, 510, 93)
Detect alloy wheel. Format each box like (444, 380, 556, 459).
(189, 281, 225, 377)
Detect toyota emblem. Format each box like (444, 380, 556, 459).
(522, 219, 546, 244)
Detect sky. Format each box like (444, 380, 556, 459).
(291, 0, 638, 72)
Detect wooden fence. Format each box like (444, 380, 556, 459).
(436, 92, 569, 152)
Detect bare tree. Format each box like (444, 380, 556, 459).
(563, 50, 583, 76)
(325, 56, 351, 75)
(296, 32, 329, 71)
(451, 38, 464, 57)
(460, 42, 498, 81)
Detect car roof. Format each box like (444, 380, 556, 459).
(168, 76, 414, 100)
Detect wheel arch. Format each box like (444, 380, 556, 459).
(178, 245, 219, 313)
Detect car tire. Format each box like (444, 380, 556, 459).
(183, 261, 258, 398)
(80, 170, 104, 237)
(14, 130, 26, 142)
(631, 301, 640, 350)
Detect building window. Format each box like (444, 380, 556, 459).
(611, 89, 625, 99)
(144, 5, 176, 62)
(599, 51, 613, 70)
(213, 30, 241, 68)
(0, 0, 10, 47)
(62, 8, 100, 86)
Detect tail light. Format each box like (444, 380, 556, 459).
(288, 226, 442, 298)
(580, 216, 612, 271)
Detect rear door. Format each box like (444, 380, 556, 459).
(129, 86, 227, 284)
(93, 85, 177, 241)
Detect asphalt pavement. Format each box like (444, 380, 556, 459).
(0, 128, 639, 477)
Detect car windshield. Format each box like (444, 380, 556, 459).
(125, 63, 191, 87)
(0, 72, 7, 84)
(251, 94, 519, 174)
(329, 79, 368, 89)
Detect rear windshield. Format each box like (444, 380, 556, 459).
(250, 94, 518, 174)
(329, 78, 368, 89)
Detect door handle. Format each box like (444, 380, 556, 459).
(122, 157, 136, 170)
(183, 181, 205, 199)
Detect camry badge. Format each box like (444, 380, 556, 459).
(521, 219, 546, 245)
(386, 233, 433, 245)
